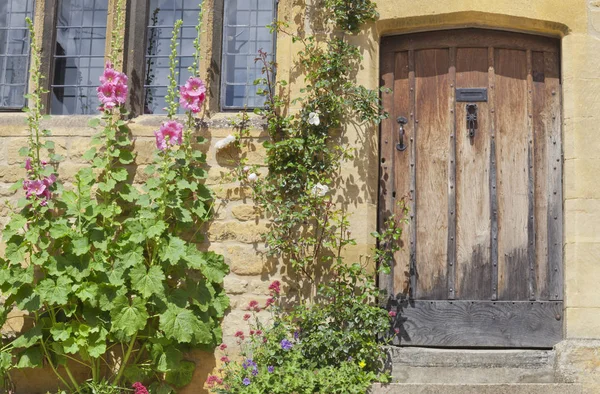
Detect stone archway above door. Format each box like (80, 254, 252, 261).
(378, 29, 563, 348)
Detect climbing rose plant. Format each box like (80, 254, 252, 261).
(212, 0, 403, 392)
(0, 4, 227, 393)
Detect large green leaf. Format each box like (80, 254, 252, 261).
(12, 326, 42, 349)
(110, 296, 148, 336)
(37, 277, 72, 305)
(165, 360, 196, 388)
(159, 304, 211, 344)
(16, 347, 43, 368)
(130, 265, 165, 299)
(160, 236, 186, 264)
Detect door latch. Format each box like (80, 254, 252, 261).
(466, 104, 478, 139)
(397, 116, 408, 151)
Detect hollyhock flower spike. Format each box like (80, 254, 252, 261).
(154, 120, 184, 151)
(97, 62, 129, 110)
(179, 76, 206, 113)
(184, 77, 206, 97)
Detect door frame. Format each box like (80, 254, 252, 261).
(377, 28, 564, 348)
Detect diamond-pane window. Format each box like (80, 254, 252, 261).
(144, 0, 201, 115)
(51, 0, 108, 115)
(221, 0, 276, 110)
(0, 0, 35, 110)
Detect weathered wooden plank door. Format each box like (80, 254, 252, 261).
(379, 29, 563, 348)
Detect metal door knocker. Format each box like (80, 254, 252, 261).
(466, 104, 478, 140)
(397, 116, 408, 151)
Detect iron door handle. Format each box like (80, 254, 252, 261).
(397, 116, 408, 151)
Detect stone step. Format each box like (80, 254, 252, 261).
(386, 347, 557, 384)
(371, 383, 584, 394)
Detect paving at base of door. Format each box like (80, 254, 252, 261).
(369, 344, 600, 394)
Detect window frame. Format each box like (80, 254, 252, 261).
(30, 0, 279, 116)
(219, 0, 278, 111)
(0, 0, 36, 111)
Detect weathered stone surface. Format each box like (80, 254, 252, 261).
(212, 185, 253, 201)
(223, 276, 249, 295)
(231, 204, 261, 221)
(0, 165, 26, 183)
(208, 221, 268, 243)
(68, 137, 93, 161)
(386, 347, 556, 384)
(226, 245, 269, 275)
(556, 340, 600, 384)
(133, 138, 157, 164)
(565, 308, 600, 339)
(371, 383, 583, 394)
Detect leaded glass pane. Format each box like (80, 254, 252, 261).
(221, 0, 276, 109)
(144, 0, 201, 114)
(51, 0, 108, 115)
(0, 0, 34, 109)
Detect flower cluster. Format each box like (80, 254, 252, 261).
(205, 375, 223, 389)
(179, 76, 206, 113)
(23, 158, 56, 205)
(154, 120, 184, 151)
(96, 62, 128, 110)
(132, 382, 149, 394)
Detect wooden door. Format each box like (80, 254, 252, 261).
(379, 29, 563, 348)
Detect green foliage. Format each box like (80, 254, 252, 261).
(324, 0, 379, 33)
(218, 0, 395, 392)
(0, 2, 225, 392)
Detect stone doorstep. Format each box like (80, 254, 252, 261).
(386, 347, 557, 384)
(370, 383, 584, 394)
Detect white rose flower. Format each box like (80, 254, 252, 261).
(248, 173, 258, 182)
(311, 183, 329, 197)
(215, 134, 236, 150)
(308, 112, 320, 126)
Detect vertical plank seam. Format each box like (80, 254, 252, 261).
(489, 47, 499, 301)
(409, 50, 417, 300)
(388, 53, 396, 300)
(377, 51, 394, 304)
(527, 50, 537, 301)
(447, 47, 457, 300)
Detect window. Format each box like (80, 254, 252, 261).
(144, 0, 201, 114)
(221, 0, 276, 110)
(25, 0, 278, 115)
(51, 0, 108, 115)
(0, 0, 34, 110)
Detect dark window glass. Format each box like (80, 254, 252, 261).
(221, 0, 276, 110)
(144, 0, 201, 115)
(0, 0, 34, 109)
(51, 0, 108, 115)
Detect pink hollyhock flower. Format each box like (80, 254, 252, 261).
(25, 158, 32, 171)
(132, 382, 149, 394)
(388, 311, 397, 318)
(184, 77, 206, 97)
(179, 90, 202, 113)
(154, 120, 184, 151)
(113, 82, 128, 104)
(24, 180, 46, 198)
(97, 83, 116, 106)
(100, 66, 119, 85)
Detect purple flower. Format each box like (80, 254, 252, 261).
(280, 339, 293, 351)
(251, 368, 258, 376)
(242, 377, 251, 386)
(268, 366, 274, 373)
(294, 331, 300, 340)
(242, 359, 257, 370)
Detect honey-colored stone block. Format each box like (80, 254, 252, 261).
(212, 184, 253, 201)
(223, 276, 249, 295)
(133, 138, 158, 165)
(565, 242, 600, 308)
(208, 221, 268, 243)
(0, 165, 26, 183)
(231, 204, 262, 221)
(565, 199, 600, 243)
(226, 245, 270, 275)
(566, 307, 600, 338)
(68, 137, 94, 161)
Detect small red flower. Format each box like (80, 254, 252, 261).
(394, 328, 400, 334)
(243, 313, 251, 321)
(268, 280, 281, 295)
(219, 343, 228, 351)
(132, 382, 149, 394)
(235, 330, 245, 340)
(265, 297, 275, 308)
(388, 311, 397, 317)
(256, 329, 263, 336)
(250, 330, 255, 336)
(220, 356, 230, 363)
